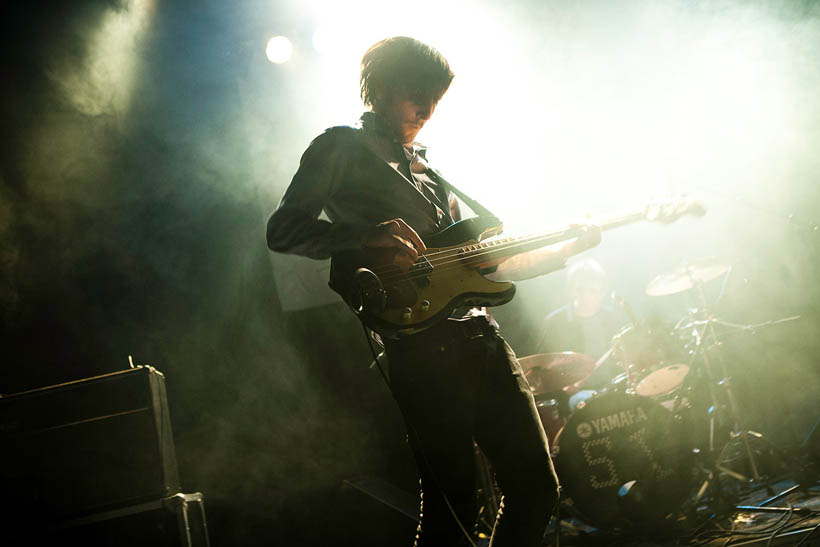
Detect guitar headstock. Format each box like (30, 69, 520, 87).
(644, 195, 706, 224)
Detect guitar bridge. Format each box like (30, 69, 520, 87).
(408, 255, 433, 288)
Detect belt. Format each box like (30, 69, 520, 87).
(384, 317, 498, 353)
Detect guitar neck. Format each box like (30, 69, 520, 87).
(454, 210, 646, 264)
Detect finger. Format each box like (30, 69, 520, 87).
(393, 219, 427, 252)
(393, 235, 419, 260)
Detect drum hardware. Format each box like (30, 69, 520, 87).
(608, 372, 629, 391)
(648, 259, 802, 511)
(724, 452, 818, 518)
(645, 257, 732, 297)
(649, 259, 763, 481)
(608, 295, 659, 392)
(611, 326, 638, 391)
(518, 352, 599, 436)
(545, 268, 720, 530)
(677, 312, 802, 490)
(563, 345, 618, 395)
(609, 314, 689, 396)
(590, 324, 647, 395)
(677, 297, 770, 507)
(674, 316, 802, 340)
(540, 257, 804, 533)
(518, 352, 597, 396)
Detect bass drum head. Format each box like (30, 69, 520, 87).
(554, 392, 692, 531)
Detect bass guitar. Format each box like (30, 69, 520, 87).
(330, 196, 705, 336)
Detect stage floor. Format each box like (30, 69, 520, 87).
(554, 480, 820, 547)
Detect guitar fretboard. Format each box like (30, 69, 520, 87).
(448, 210, 647, 265)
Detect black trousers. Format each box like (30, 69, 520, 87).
(385, 319, 560, 547)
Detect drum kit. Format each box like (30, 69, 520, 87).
(519, 257, 802, 533)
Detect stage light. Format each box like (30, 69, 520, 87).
(266, 36, 293, 64)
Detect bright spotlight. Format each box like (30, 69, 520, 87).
(265, 36, 293, 64)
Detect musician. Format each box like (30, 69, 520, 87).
(267, 36, 600, 547)
(536, 258, 624, 408)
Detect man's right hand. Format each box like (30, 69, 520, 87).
(361, 219, 426, 269)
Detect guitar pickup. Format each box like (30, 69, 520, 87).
(408, 255, 433, 288)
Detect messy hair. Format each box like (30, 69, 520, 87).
(360, 36, 454, 109)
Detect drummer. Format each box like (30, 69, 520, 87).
(536, 258, 625, 410)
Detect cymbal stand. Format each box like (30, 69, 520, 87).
(611, 326, 636, 391)
(685, 273, 771, 507)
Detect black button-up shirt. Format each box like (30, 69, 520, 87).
(267, 112, 458, 260)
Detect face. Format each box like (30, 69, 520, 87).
(572, 282, 605, 318)
(377, 93, 438, 145)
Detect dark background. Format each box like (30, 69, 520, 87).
(1, 2, 420, 544)
(2, 1, 819, 545)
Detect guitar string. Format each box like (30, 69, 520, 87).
(368, 230, 575, 282)
(368, 216, 635, 284)
(371, 231, 562, 274)
(373, 209, 636, 265)
(365, 230, 550, 274)
(370, 211, 647, 285)
(371, 205, 692, 287)
(370, 228, 592, 285)
(385, 208, 649, 271)
(373, 204, 689, 283)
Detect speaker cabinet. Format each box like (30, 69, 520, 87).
(0, 366, 181, 521)
(59, 492, 210, 547)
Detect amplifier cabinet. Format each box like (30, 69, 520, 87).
(56, 492, 211, 547)
(0, 366, 181, 520)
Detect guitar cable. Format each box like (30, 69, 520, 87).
(358, 320, 478, 547)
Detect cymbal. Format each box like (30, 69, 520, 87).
(646, 258, 731, 296)
(519, 352, 597, 395)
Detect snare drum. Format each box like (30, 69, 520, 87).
(635, 363, 690, 399)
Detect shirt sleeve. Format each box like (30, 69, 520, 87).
(266, 128, 369, 260)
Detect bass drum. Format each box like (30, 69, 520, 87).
(554, 392, 692, 531)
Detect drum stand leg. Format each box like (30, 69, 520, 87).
(735, 423, 820, 515)
(692, 442, 735, 515)
(686, 284, 773, 503)
(703, 352, 773, 497)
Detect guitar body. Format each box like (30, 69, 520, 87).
(330, 217, 515, 335)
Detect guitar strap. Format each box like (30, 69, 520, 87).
(425, 167, 502, 226)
